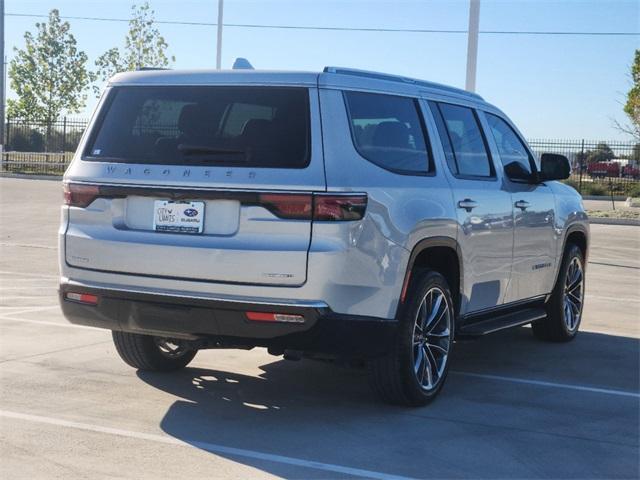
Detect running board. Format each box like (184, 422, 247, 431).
(458, 307, 546, 337)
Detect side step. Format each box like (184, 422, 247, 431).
(458, 307, 546, 337)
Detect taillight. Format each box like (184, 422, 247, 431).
(63, 183, 101, 207)
(259, 194, 312, 220)
(314, 194, 368, 221)
(258, 193, 367, 221)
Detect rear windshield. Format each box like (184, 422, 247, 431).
(84, 86, 310, 168)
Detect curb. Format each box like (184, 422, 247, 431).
(581, 195, 628, 201)
(589, 218, 640, 226)
(0, 173, 62, 181)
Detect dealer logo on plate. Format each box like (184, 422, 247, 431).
(183, 208, 199, 217)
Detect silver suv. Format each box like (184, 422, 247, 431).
(59, 67, 589, 406)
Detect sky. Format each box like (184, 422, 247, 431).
(5, 0, 640, 140)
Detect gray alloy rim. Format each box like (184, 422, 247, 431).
(154, 338, 190, 358)
(563, 256, 584, 332)
(412, 287, 452, 391)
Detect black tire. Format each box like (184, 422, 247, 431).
(532, 244, 585, 342)
(112, 331, 197, 371)
(369, 270, 455, 406)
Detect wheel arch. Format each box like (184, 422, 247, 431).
(397, 237, 463, 318)
(552, 223, 589, 291)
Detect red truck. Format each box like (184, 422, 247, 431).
(587, 162, 620, 178)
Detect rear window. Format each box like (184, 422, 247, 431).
(344, 91, 432, 174)
(84, 86, 310, 168)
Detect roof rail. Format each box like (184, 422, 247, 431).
(136, 66, 172, 71)
(323, 66, 483, 101)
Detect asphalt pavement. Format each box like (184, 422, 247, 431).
(0, 177, 638, 479)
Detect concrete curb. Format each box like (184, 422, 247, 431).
(582, 195, 628, 201)
(589, 217, 640, 226)
(0, 173, 62, 181)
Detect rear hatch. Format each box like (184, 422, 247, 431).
(64, 83, 325, 286)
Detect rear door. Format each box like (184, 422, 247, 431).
(64, 84, 325, 286)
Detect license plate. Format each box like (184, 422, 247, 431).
(153, 200, 205, 234)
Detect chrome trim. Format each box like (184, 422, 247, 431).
(60, 277, 329, 309)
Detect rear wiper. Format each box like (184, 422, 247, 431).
(177, 144, 246, 156)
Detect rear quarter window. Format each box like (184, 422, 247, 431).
(84, 86, 310, 168)
(343, 91, 433, 175)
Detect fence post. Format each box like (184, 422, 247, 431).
(5, 118, 10, 151)
(578, 139, 584, 194)
(62, 117, 67, 153)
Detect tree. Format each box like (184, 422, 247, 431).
(7, 9, 92, 123)
(614, 49, 640, 140)
(95, 2, 174, 86)
(586, 142, 615, 164)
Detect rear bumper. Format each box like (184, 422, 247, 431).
(59, 281, 397, 358)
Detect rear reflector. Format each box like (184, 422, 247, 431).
(245, 311, 305, 324)
(65, 292, 99, 305)
(63, 183, 101, 208)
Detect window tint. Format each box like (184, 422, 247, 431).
(434, 103, 493, 178)
(344, 91, 432, 174)
(486, 113, 533, 176)
(85, 86, 310, 168)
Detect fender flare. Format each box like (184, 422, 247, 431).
(397, 236, 464, 317)
(551, 222, 589, 290)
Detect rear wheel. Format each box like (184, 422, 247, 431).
(112, 331, 197, 371)
(369, 270, 454, 406)
(532, 244, 585, 342)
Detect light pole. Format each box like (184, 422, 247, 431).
(465, 0, 480, 92)
(216, 0, 224, 69)
(0, 0, 5, 152)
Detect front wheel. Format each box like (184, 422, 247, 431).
(112, 331, 197, 371)
(369, 271, 455, 406)
(532, 244, 585, 342)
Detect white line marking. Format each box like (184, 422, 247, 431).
(451, 371, 640, 398)
(0, 243, 56, 250)
(0, 271, 58, 279)
(0, 306, 59, 316)
(0, 286, 57, 290)
(585, 295, 640, 303)
(0, 317, 99, 330)
(0, 410, 414, 480)
(0, 295, 55, 300)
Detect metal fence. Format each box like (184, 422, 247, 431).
(1, 118, 639, 197)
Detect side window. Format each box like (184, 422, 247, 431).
(344, 91, 433, 174)
(485, 113, 534, 177)
(432, 102, 494, 178)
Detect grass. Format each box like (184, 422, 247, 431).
(1, 152, 72, 176)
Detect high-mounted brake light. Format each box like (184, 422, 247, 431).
(65, 292, 99, 305)
(314, 194, 368, 221)
(63, 183, 101, 208)
(246, 311, 305, 324)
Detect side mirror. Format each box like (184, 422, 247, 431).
(504, 161, 535, 182)
(539, 153, 571, 181)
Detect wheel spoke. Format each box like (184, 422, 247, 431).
(424, 292, 444, 331)
(427, 328, 450, 339)
(427, 342, 448, 357)
(421, 346, 434, 388)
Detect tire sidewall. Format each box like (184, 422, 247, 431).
(397, 271, 455, 405)
(552, 244, 585, 338)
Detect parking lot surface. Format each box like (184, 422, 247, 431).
(0, 177, 638, 479)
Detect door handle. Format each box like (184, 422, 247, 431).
(457, 199, 478, 212)
(515, 200, 530, 210)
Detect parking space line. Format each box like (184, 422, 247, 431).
(585, 294, 640, 303)
(0, 270, 58, 279)
(451, 371, 640, 398)
(0, 242, 56, 250)
(0, 317, 99, 330)
(0, 410, 414, 480)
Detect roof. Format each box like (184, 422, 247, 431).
(109, 66, 485, 104)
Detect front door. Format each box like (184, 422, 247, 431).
(428, 101, 514, 314)
(481, 112, 559, 302)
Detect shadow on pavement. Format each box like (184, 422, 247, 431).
(138, 327, 639, 479)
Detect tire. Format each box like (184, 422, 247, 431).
(112, 331, 197, 371)
(369, 270, 455, 406)
(532, 244, 585, 342)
